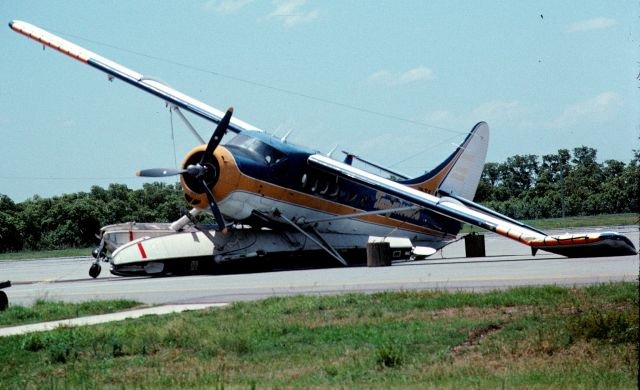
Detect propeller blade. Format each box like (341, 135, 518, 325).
(136, 168, 186, 177)
(200, 107, 234, 165)
(201, 179, 227, 233)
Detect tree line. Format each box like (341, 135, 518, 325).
(474, 146, 639, 220)
(0, 183, 184, 253)
(0, 145, 638, 253)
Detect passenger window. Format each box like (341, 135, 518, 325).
(360, 194, 369, 208)
(329, 184, 339, 197)
(329, 177, 339, 197)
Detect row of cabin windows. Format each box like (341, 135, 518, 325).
(300, 173, 370, 207)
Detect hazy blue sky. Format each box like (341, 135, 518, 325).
(1, 1, 638, 201)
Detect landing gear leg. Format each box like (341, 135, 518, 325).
(276, 211, 348, 266)
(90, 240, 106, 278)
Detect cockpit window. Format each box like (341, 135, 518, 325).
(226, 134, 286, 166)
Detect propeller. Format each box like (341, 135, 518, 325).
(201, 107, 233, 165)
(137, 107, 234, 232)
(136, 168, 186, 177)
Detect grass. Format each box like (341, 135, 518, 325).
(0, 282, 637, 389)
(0, 299, 141, 327)
(521, 213, 638, 230)
(461, 212, 637, 233)
(0, 247, 91, 261)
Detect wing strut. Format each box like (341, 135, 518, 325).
(342, 150, 409, 179)
(171, 105, 206, 144)
(301, 205, 421, 225)
(276, 211, 348, 266)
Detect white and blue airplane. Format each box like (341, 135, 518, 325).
(10, 21, 637, 277)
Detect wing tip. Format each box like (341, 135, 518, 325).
(8, 20, 28, 32)
(8, 20, 21, 32)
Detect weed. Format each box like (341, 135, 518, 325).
(136, 334, 161, 356)
(110, 338, 125, 357)
(45, 329, 81, 364)
(323, 365, 339, 377)
(47, 341, 75, 363)
(21, 332, 46, 352)
(161, 317, 202, 349)
(568, 307, 638, 344)
(375, 341, 406, 369)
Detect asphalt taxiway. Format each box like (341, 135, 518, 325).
(1, 226, 637, 307)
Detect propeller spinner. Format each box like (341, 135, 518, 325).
(137, 107, 234, 232)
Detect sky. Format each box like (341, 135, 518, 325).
(1, 1, 638, 202)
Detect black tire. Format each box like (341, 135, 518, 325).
(0, 291, 8, 311)
(89, 263, 102, 278)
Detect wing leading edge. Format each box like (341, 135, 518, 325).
(308, 154, 637, 257)
(9, 20, 260, 134)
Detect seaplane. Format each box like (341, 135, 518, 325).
(9, 20, 637, 278)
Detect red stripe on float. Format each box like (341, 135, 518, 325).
(137, 242, 147, 259)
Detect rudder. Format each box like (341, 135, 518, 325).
(399, 122, 489, 200)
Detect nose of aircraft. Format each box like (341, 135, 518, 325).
(136, 108, 234, 232)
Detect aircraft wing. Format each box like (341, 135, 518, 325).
(308, 154, 637, 257)
(9, 20, 261, 134)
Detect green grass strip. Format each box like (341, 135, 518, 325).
(0, 282, 636, 388)
(0, 248, 92, 261)
(0, 299, 141, 327)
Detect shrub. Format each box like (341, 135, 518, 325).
(568, 307, 638, 344)
(375, 341, 405, 369)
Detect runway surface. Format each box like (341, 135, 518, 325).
(2, 226, 638, 307)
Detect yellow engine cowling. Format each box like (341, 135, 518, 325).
(179, 145, 241, 209)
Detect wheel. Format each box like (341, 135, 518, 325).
(89, 263, 102, 278)
(0, 291, 8, 311)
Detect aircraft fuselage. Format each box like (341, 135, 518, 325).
(186, 131, 462, 248)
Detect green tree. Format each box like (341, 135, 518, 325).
(39, 193, 104, 249)
(564, 146, 603, 215)
(501, 154, 539, 197)
(478, 145, 635, 219)
(0, 194, 24, 252)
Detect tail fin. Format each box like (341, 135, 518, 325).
(399, 122, 489, 200)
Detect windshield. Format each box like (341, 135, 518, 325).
(226, 134, 286, 166)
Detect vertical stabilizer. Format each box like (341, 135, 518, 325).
(400, 122, 489, 200)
